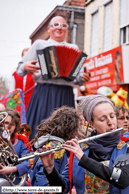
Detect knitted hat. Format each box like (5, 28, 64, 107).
(81, 94, 114, 124)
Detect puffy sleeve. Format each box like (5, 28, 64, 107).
(31, 150, 68, 186)
(16, 39, 42, 77)
(31, 158, 49, 186)
(43, 162, 70, 194)
(14, 140, 29, 176)
(54, 150, 67, 174)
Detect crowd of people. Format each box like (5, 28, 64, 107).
(0, 95, 129, 194)
(0, 15, 129, 194)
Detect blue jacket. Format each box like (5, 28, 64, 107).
(0, 139, 29, 186)
(61, 142, 129, 194)
(30, 150, 67, 186)
(123, 131, 129, 138)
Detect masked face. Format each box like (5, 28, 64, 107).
(47, 17, 68, 42)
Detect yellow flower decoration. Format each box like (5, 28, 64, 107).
(54, 149, 65, 159)
(46, 141, 65, 159)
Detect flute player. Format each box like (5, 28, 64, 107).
(29, 106, 85, 187)
(40, 95, 129, 194)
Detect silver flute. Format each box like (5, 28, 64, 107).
(18, 127, 123, 162)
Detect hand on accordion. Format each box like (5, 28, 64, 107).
(81, 67, 91, 83)
(37, 45, 88, 81)
(24, 60, 40, 77)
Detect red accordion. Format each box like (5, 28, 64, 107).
(37, 45, 87, 81)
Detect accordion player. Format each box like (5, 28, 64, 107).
(37, 45, 88, 81)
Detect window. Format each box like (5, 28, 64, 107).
(103, 1, 113, 52)
(90, 11, 98, 57)
(120, 25, 129, 44)
(119, 0, 129, 45)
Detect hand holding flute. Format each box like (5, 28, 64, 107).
(40, 146, 55, 174)
(40, 139, 84, 174)
(40, 128, 123, 174)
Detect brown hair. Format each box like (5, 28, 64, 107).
(20, 124, 32, 137)
(3, 108, 21, 133)
(114, 105, 128, 117)
(32, 106, 80, 144)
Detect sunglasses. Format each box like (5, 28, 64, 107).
(50, 22, 69, 29)
(117, 116, 129, 121)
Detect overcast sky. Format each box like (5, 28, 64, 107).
(0, 0, 65, 89)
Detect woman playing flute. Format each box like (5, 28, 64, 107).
(30, 106, 85, 187)
(40, 95, 129, 194)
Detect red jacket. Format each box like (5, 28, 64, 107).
(13, 71, 35, 110)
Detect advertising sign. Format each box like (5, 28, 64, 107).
(84, 46, 124, 89)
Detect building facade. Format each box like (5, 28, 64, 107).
(29, 0, 85, 50)
(84, 0, 129, 99)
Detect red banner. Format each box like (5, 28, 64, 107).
(84, 46, 124, 89)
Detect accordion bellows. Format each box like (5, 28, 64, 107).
(37, 45, 87, 81)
